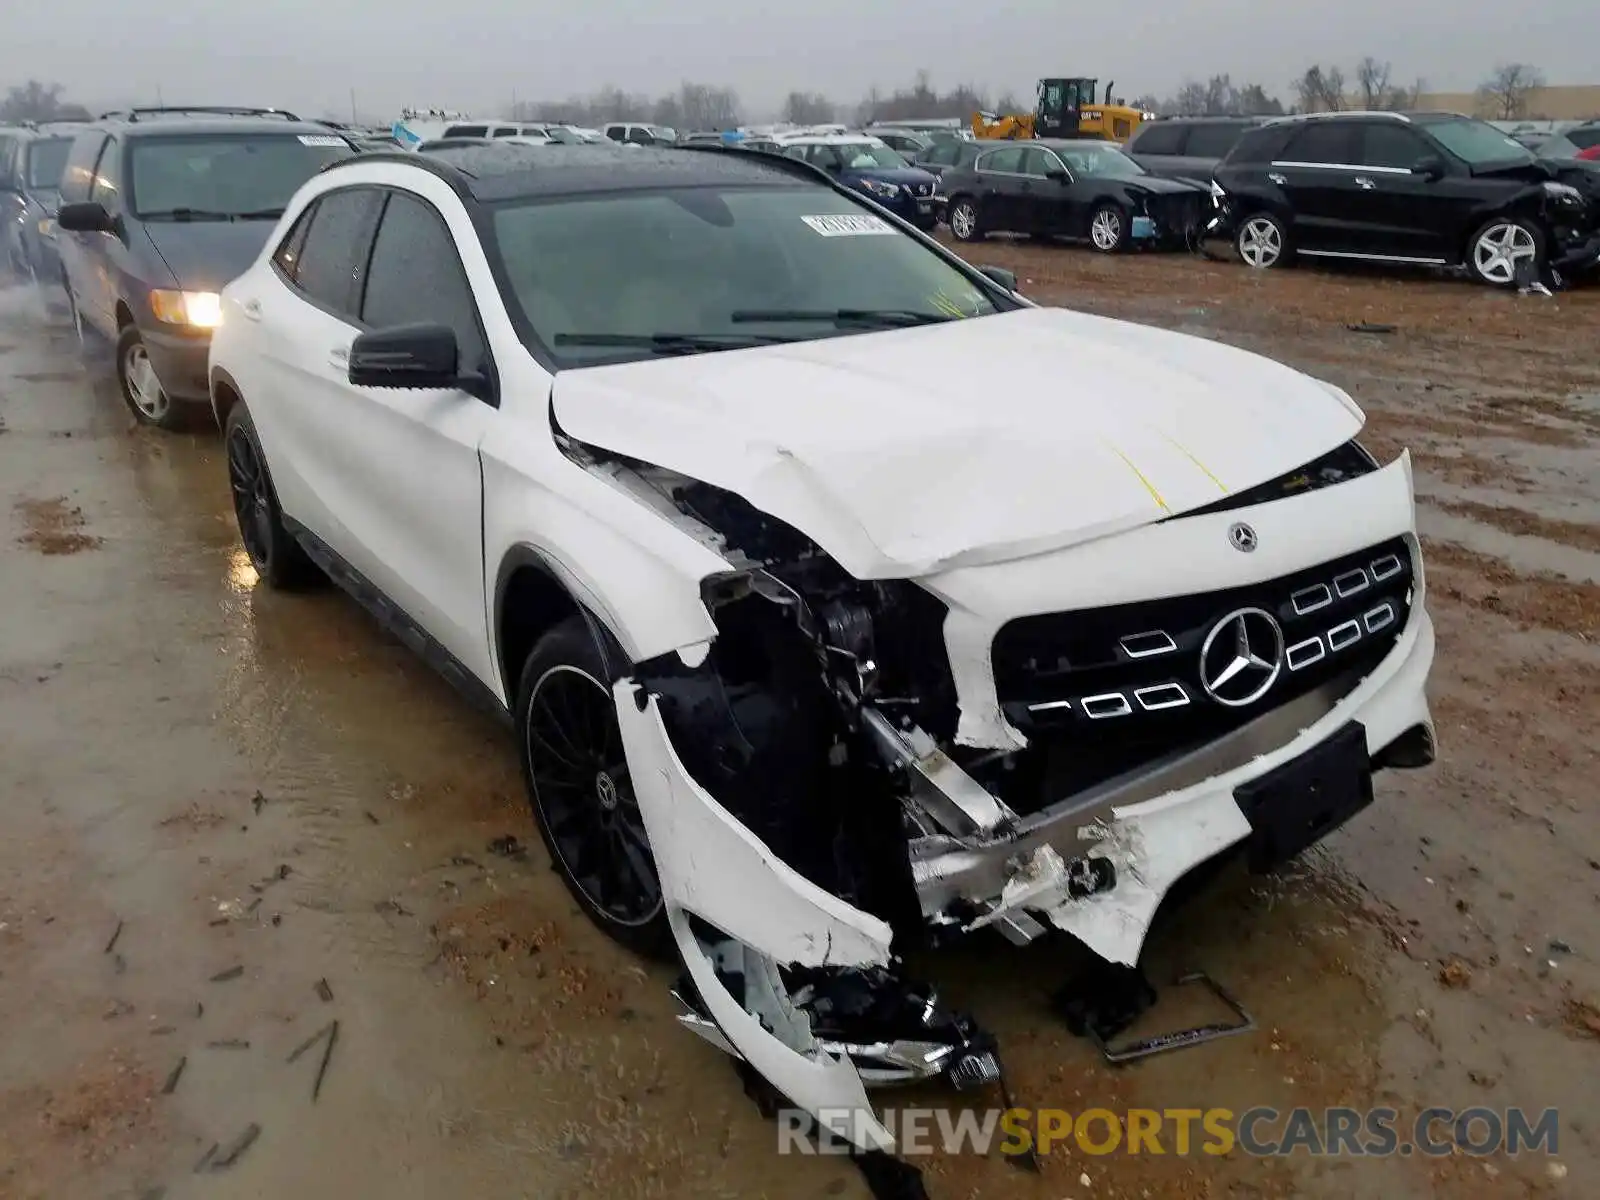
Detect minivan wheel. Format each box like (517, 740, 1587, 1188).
(1467, 218, 1543, 288)
(224, 401, 321, 589)
(1236, 213, 1288, 268)
(517, 615, 673, 962)
(116, 326, 180, 429)
(948, 198, 983, 242)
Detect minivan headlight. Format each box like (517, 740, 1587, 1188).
(149, 289, 223, 329)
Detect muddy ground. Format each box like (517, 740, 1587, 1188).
(0, 247, 1595, 1200)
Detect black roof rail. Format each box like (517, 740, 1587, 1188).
(99, 106, 303, 123)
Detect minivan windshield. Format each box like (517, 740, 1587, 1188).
(26, 137, 73, 190)
(489, 185, 1004, 366)
(129, 134, 354, 219)
(1420, 118, 1535, 166)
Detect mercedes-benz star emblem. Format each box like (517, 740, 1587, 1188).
(1228, 522, 1259, 552)
(595, 771, 620, 811)
(1198, 607, 1284, 708)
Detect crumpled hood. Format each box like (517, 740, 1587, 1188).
(552, 306, 1364, 579)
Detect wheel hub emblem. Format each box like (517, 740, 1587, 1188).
(595, 771, 619, 811)
(1228, 521, 1258, 552)
(1198, 607, 1284, 708)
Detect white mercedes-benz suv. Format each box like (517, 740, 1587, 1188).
(208, 142, 1435, 1181)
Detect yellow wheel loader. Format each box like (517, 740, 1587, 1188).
(971, 78, 1148, 143)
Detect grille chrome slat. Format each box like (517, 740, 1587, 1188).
(1134, 683, 1190, 711)
(1291, 583, 1333, 615)
(1286, 636, 1326, 671)
(1120, 630, 1177, 659)
(1364, 602, 1395, 634)
(1327, 619, 1362, 651)
(1080, 693, 1133, 719)
(1370, 554, 1403, 582)
(1333, 568, 1370, 598)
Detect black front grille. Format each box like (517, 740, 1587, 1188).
(1145, 191, 1205, 235)
(987, 538, 1413, 803)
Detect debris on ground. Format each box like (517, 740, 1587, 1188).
(1564, 998, 1600, 1040)
(1346, 321, 1397, 334)
(286, 1021, 336, 1064)
(211, 1122, 262, 1170)
(312, 1020, 340, 1101)
(314, 978, 334, 1003)
(251, 790, 266, 814)
(1438, 958, 1473, 989)
(210, 965, 244, 983)
(207, 1039, 250, 1050)
(160, 1057, 186, 1096)
(487, 834, 527, 861)
(103, 920, 123, 955)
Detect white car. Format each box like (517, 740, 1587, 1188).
(208, 142, 1434, 1181)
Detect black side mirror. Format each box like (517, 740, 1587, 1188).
(57, 200, 116, 233)
(348, 323, 464, 389)
(1413, 155, 1446, 181)
(977, 265, 1018, 292)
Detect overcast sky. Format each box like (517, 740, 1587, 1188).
(5, 0, 1591, 120)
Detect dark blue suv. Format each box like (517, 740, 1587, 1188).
(0, 123, 85, 291)
(54, 108, 356, 428)
(781, 137, 940, 229)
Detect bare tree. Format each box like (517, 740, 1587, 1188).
(1356, 57, 1392, 109)
(1236, 84, 1285, 116)
(1477, 63, 1546, 120)
(1172, 81, 1209, 116)
(0, 80, 90, 123)
(781, 91, 836, 125)
(859, 74, 989, 124)
(1294, 65, 1347, 113)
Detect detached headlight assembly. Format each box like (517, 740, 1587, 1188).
(149, 289, 223, 329)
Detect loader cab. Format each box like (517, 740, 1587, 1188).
(1036, 78, 1098, 139)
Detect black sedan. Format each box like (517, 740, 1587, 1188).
(941, 139, 1208, 251)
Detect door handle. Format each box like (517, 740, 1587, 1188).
(239, 298, 262, 321)
(1355, 176, 1377, 190)
(1267, 172, 1287, 186)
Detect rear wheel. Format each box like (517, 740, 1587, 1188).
(1236, 212, 1289, 269)
(1466, 217, 1543, 288)
(517, 615, 673, 961)
(947, 197, 983, 242)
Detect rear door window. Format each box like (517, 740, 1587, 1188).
(1282, 123, 1357, 165)
(291, 187, 383, 317)
(1131, 122, 1185, 155)
(1185, 124, 1247, 159)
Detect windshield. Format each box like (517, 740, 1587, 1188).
(1421, 119, 1535, 166)
(489, 185, 1002, 366)
(1538, 136, 1581, 160)
(1056, 143, 1144, 178)
(129, 134, 354, 219)
(833, 142, 911, 170)
(26, 137, 73, 190)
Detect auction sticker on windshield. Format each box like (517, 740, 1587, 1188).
(802, 214, 897, 237)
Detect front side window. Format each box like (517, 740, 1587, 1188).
(978, 147, 1024, 173)
(26, 138, 73, 190)
(59, 133, 108, 202)
(361, 192, 487, 372)
(488, 184, 1006, 366)
(1019, 147, 1058, 177)
(1419, 118, 1535, 166)
(89, 139, 122, 212)
(291, 188, 383, 316)
(128, 134, 355, 219)
(1360, 124, 1428, 170)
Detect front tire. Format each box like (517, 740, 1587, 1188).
(516, 615, 673, 961)
(947, 197, 983, 242)
(116, 325, 181, 429)
(1466, 217, 1544, 288)
(1088, 203, 1130, 253)
(1235, 212, 1290, 269)
(224, 401, 321, 589)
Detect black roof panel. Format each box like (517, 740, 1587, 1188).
(331, 143, 828, 201)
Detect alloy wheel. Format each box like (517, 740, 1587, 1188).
(122, 342, 170, 422)
(1238, 216, 1283, 268)
(1090, 208, 1123, 251)
(1472, 221, 1537, 286)
(526, 664, 662, 928)
(949, 202, 977, 240)
(226, 426, 275, 568)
